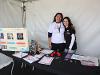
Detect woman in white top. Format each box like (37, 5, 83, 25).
(48, 13, 66, 56)
(63, 17, 77, 53)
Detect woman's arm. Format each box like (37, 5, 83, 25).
(48, 32, 52, 49)
(69, 34, 75, 50)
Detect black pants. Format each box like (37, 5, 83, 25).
(51, 43, 66, 53)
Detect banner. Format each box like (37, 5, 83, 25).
(0, 28, 29, 52)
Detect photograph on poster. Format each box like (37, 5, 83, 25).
(7, 33, 14, 39)
(0, 33, 4, 39)
(0, 45, 7, 49)
(17, 33, 24, 40)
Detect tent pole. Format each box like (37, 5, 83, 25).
(22, 1, 26, 28)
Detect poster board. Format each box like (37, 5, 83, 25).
(0, 28, 29, 52)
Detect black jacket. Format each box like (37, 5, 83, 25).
(64, 27, 77, 50)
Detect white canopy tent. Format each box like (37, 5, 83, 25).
(0, 0, 100, 57)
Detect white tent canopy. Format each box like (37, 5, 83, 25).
(0, 0, 100, 57)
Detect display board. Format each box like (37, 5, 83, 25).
(0, 28, 29, 52)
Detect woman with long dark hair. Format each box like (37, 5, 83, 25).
(48, 13, 65, 56)
(63, 17, 77, 53)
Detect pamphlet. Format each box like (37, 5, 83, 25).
(13, 52, 28, 58)
(38, 56, 54, 65)
(23, 55, 39, 63)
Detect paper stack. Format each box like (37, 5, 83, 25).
(12, 52, 28, 58)
(40, 49, 53, 54)
(34, 53, 44, 59)
(71, 54, 99, 66)
(38, 56, 54, 65)
(23, 55, 39, 63)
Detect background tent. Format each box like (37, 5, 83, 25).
(0, 0, 100, 57)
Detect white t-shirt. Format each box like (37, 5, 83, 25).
(48, 22, 65, 43)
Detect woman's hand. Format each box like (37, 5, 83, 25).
(48, 38, 51, 49)
(68, 48, 72, 53)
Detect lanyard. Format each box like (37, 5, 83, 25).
(57, 23, 61, 33)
